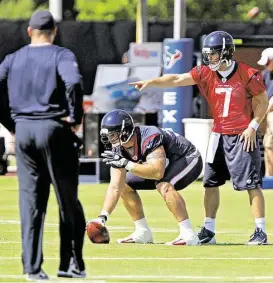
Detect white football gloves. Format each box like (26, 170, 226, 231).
(101, 150, 129, 168)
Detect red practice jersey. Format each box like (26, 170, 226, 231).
(190, 62, 266, 134)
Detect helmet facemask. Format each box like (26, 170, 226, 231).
(202, 37, 235, 71)
(100, 119, 135, 146)
(119, 119, 135, 144)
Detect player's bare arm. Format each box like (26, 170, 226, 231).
(101, 167, 127, 215)
(126, 146, 166, 180)
(240, 91, 269, 152)
(252, 91, 269, 123)
(129, 73, 196, 91)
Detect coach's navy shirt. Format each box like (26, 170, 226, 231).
(0, 44, 83, 124)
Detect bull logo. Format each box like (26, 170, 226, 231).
(163, 46, 182, 70)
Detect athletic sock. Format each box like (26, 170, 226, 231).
(204, 217, 215, 233)
(255, 218, 266, 233)
(134, 217, 149, 231)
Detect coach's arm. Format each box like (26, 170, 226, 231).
(126, 146, 166, 180)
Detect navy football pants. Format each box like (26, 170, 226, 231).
(15, 120, 85, 274)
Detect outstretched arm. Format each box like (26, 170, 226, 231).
(129, 73, 196, 91)
(101, 167, 127, 215)
(88, 167, 126, 225)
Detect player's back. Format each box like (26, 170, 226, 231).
(6, 45, 78, 121)
(113, 125, 198, 163)
(138, 125, 197, 161)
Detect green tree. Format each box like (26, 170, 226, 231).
(0, 0, 273, 22)
(76, 0, 138, 21)
(75, 0, 273, 22)
(0, 0, 48, 20)
(186, 0, 273, 21)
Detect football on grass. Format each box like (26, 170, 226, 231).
(86, 222, 110, 244)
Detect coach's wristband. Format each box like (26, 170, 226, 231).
(125, 161, 135, 171)
(249, 120, 259, 131)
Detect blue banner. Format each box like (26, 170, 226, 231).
(162, 38, 194, 135)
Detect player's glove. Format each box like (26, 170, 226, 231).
(101, 150, 129, 168)
(87, 215, 107, 226)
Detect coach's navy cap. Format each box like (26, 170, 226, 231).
(29, 11, 56, 30)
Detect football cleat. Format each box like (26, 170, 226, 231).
(166, 232, 200, 246)
(26, 269, 49, 281)
(116, 228, 153, 244)
(197, 226, 216, 244)
(57, 258, 86, 278)
(247, 228, 268, 245)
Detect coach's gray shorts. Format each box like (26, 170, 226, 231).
(126, 154, 203, 191)
(203, 135, 261, 191)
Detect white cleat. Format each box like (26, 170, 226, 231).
(166, 232, 200, 246)
(116, 229, 153, 244)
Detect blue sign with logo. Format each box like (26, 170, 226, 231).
(162, 38, 194, 135)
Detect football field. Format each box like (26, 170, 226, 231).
(0, 177, 273, 282)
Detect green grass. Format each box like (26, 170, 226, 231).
(0, 177, 273, 282)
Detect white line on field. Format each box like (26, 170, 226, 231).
(1, 220, 273, 235)
(0, 256, 273, 261)
(0, 241, 21, 244)
(1, 275, 273, 280)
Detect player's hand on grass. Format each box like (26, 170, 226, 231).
(240, 127, 257, 152)
(129, 80, 151, 91)
(101, 150, 129, 168)
(87, 215, 107, 227)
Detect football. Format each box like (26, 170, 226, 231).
(86, 222, 110, 244)
(247, 7, 260, 19)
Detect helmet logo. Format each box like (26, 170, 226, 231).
(163, 46, 182, 70)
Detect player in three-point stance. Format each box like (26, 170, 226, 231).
(89, 109, 203, 245)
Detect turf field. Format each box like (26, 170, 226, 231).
(0, 177, 273, 282)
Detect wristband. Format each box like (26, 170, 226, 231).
(99, 210, 110, 222)
(249, 120, 259, 131)
(125, 161, 135, 171)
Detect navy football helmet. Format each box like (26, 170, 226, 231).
(202, 31, 235, 71)
(100, 109, 135, 145)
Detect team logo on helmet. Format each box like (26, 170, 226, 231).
(163, 46, 182, 70)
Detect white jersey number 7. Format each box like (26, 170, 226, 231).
(215, 87, 233, 117)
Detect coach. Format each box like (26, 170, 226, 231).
(0, 11, 86, 280)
